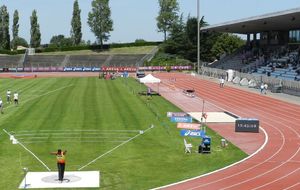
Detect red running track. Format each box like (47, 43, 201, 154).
(153, 73, 300, 190)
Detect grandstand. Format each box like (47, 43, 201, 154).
(201, 7, 300, 82)
(25, 55, 66, 67)
(0, 55, 22, 68)
(67, 55, 109, 67)
(106, 54, 146, 67)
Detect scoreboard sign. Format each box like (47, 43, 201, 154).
(235, 118, 259, 133)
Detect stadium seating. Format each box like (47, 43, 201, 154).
(0, 56, 22, 68)
(26, 55, 66, 67)
(108, 54, 146, 67)
(67, 55, 109, 67)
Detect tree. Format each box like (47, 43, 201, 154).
(49, 35, 73, 48)
(71, 0, 82, 45)
(12, 10, 19, 50)
(30, 10, 41, 48)
(0, 6, 10, 50)
(87, 0, 113, 48)
(164, 14, 188, 55)
(211, 33, 245, 58)
(156, 0, 179, 41)
(186, 16, 197, 46)
(10, 37, 28, 48)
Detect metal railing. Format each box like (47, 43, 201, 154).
(200, 66, 300, 96)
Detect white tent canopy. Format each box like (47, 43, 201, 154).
(139, 74, 161, 83)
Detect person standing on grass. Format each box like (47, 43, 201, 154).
(13, 92, 18, 105)
(6, 90, 11, 104)
(50, 149, 67, 182)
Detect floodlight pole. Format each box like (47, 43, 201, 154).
(197, 0, 200, 74)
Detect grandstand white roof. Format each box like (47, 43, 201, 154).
(201, 7, 300, 34)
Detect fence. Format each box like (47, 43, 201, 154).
(200, 67, 300, 96)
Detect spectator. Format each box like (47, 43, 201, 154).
(264, 83, 268, 94)
(219, 77, 225, 88)
(260, 83, 265, 94)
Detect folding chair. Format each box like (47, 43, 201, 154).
(184, 138, 193, 153)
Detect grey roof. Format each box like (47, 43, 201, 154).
(201, 7, 300, 34)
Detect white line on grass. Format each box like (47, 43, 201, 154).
(3, 84, 74, 112)
(3, 129, 51, 171)
(13, 129, 140, 133)
(22, 140, 127, 144)
(78, 125, 154, 171)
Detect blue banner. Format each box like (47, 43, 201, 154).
(180, 129, 205, 138)
(171, 116, 192, 123)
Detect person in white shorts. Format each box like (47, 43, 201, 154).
(0, 98, 4, 114)
(14, 92, 19, 105)
(7, 90, 11, 104)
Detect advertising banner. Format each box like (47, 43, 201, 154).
(180, 129, 205, 138)
(92, 67, 101, 72)
(177, 123, 200, 130)
(167, 112, 188, 117)
(102, 67, 137, 72)
(171, 116, 192, 123)
(235, 118, 259, 133)
(139, 66, 192, 71)
(83, 67, 92, 72)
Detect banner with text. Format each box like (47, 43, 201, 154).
(171, 116, 192, 123)
(177, 123, 200, 130)
(167, 112, 188, 118)
(180, 129, 205, 138)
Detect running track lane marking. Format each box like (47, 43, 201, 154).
(2, 129, 51, 171)
(221, 146, 300, 190)
(252, 168, 300, 190)
(284, 182, 300, 190)
(151, 127, 269, 190)
(78, 125, 154, 171)
(155, 74, 298, 189)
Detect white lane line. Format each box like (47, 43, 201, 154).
(284, 182, 300, 190)
(252, 167, 300, 190)
(150, 127, 268, 190)
(220, 147, 300, 189)
(78, 125, 154, 171)
(2, 129, 51, 171)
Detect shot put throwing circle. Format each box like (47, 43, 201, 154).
(42, 174, 81, 183)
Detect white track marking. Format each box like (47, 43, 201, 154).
(252, 167, 300, 190)
(151, 127, 268, 190)
(153, 75, 298, 189)
(284, 182, 300, 190)
(78, 125, 154, 171)
(2, 129, 51, 171)
(222, 147, 300, 189)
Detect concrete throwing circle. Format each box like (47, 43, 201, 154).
(41, 174, 81, 183)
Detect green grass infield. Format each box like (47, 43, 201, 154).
(0, 76, 247, 190)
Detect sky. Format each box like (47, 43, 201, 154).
(0, 0, 300, 44)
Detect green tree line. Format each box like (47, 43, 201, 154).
(156, 0, 245, 63)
